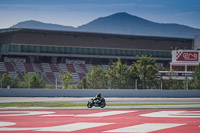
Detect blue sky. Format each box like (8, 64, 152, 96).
(0, 0, 200, 29)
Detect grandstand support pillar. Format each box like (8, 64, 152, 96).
(185, 65, 187, 72)
(52, 57, 57, 64)
(185, 76, 188, 90)
(170, 63, 172, 71)
(30, 56, 35, 63)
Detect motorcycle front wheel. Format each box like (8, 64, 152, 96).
(87, 102, 93, 108)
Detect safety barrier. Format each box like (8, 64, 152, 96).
(0, 89, 200, 97)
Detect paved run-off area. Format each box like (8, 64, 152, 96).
(1, 97, 200, 109)
(0, 109, 200, 133)
(1, 97, 200, 104)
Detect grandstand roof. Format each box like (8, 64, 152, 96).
(0, 28, 193, 51)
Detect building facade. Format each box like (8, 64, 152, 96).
(0, 28, 195, 84)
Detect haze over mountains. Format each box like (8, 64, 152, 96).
(11, 12, 200, 38)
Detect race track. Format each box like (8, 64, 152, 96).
(0, 109, 200, 133)
(1, 97, 200, 104)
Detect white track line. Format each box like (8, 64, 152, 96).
(37, 122, 113, 132)
(0, 122, 113, 131)
(42, 111, 136, 117)
(105, 123, 185, 133)
(0, 111, 55, 116)
(140, 111, 200, 118)
(77, 111, 135, 117)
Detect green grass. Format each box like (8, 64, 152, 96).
(107, 103, 200, 106)
(0, 102, 85, 107)
(0, 102, 199, 107)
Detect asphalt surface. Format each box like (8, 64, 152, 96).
(1, 105, 200, 110)
(0, 97, 200, 104)
(0, 97, 200, 109)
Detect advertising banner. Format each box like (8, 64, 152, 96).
(172, 50, 200, 62)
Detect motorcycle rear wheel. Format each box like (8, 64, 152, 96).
(100, 102, 106, 108)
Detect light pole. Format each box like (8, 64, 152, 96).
(56, 78, 57, 89)
(135, 79, 137, 90)
(0, 77, 2, 88)
(161, 76, 163, 90)
(28, 77, 30, 89)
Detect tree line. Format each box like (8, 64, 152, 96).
(1, 55, 200, 89)
(62, 55, 200, 89)
(0, 73, 45, 89)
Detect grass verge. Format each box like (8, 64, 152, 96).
(0, 102, 85, 107)
(0, 102, 199, 107)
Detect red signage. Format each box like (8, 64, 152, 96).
(176, 51, 199, 61)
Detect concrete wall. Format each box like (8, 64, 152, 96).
(0, 89, 200, 97)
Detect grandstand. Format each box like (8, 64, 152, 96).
(0, 28, 194, 85)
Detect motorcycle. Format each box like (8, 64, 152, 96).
(87, 98, 106, 108)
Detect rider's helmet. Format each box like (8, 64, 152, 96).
(97, 92, 101, 97)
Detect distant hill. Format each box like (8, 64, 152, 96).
(11, 12, 200, 38)
(11, 20, 75, 31)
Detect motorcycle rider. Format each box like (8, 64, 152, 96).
(93, 92, 103, 104)
(87, 92, 106, 108)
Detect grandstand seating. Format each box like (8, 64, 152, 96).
(66, 64, 76, 73)
(53, 72, 62, 82)
(74, 64, 82, 73)
(5, 62, 15, 72)
(86, 64, 92, 72)
(24, 63, 34, 72)
(15, 63, 26, 72)
(79, 64, 88, 73)
(35, 63, 43, 72)
(72, 73, 80, 83)
(78, 73, 85, 79)
(42, 63, 51, 72)
(46, 72, 56, 82)
(17, 72, 24, 81)
(50, 64, 59, 72)
(58, 64, 68, 73)
(8, 71, 17, 78)
(0, 62, 7, 78)
(102, 65, 108, 70)
(0, 61, 108, 85)
(0, 62, 6, 72)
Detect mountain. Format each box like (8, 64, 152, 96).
(11, 20, 75, 31)
(78, 12, 159, 34)
(78, 12, 200, 38)
(10, 12, 200, 38)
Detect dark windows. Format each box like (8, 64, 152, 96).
(6, 44, 171, 58)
